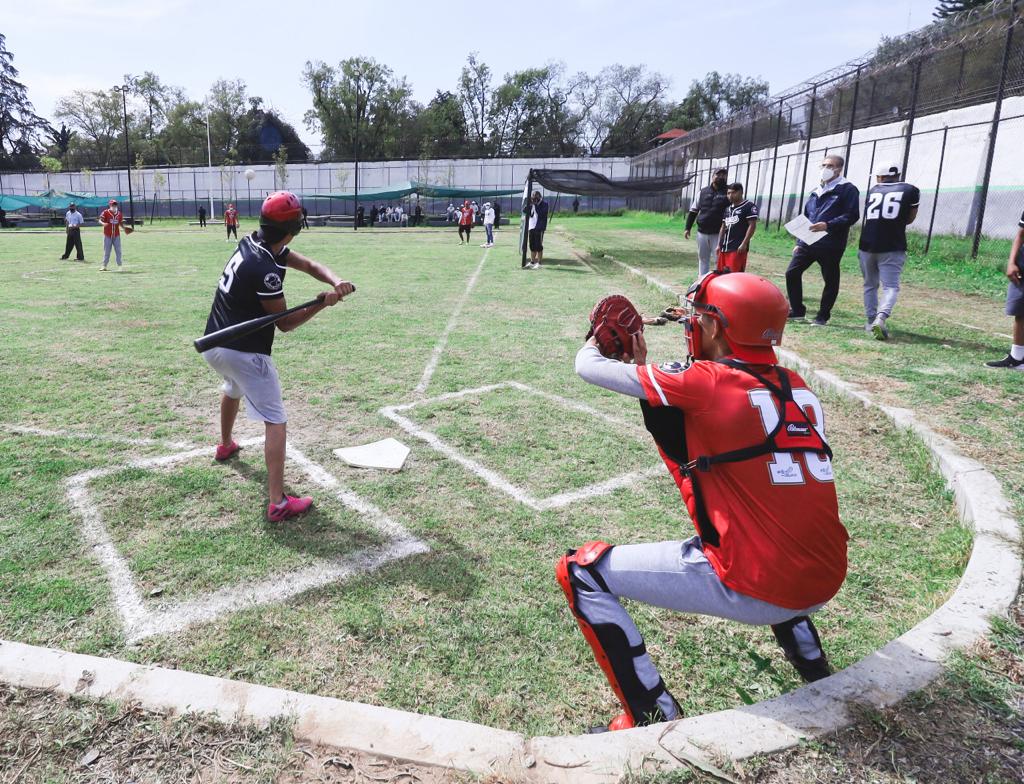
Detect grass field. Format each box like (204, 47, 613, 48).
(0, 215, 990, 746)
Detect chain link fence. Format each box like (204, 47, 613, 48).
(630, 0, 1024, 259)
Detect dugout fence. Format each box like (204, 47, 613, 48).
(631, 0, 1024, 258)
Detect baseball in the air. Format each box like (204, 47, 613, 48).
(244, 169, 256, 181)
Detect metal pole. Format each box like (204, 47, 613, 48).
(765, 100, 784, 224)
(925, 127, 949, 255)
(205, 108, 214, 220)
(901, 58, 925, 179)
(843, 67, 862, 174)
(866, 140, 878, 193)
(777, 155, 791, 232)
(971, 1, 1015, 259)
(354, 143, 360, 231)
(799, 86, 818, 198)
(118, 86, 135, 226)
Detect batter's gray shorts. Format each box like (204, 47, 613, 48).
(695, 231, 718, 278)
(203, 347, 287, 424)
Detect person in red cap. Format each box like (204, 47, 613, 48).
(457, 199, 474, 244)
(557, 271, 848, 733)
(224, 202, 239, 241)
(99, 199, 132, 271)
(199, 191, 356, 522)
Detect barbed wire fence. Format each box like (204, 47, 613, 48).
(630, 0, 1024, 259)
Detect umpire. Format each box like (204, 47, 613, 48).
(785, 155, 860, 327)
(61, 202, 85, 261)
(684, 168, 729, 277)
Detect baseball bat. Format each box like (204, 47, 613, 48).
(193, 294, 330, 353)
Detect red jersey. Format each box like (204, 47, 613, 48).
(224, 207, 239, 226)
(458, 206, 474, 226)
(636, 359, 847, 609)
(100, 208, 125, 237)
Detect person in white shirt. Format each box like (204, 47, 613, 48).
(481, 202, 495, 247)
(61, 202, 85, 261)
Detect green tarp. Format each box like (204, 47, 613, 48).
(0, 190, 129, 210)
(306, 180, 522, 202)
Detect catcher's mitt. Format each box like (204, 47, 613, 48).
(587, 294, 644, 359)
(123, 226, 134, 234)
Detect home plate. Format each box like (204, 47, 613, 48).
(333, 438, 410, 470)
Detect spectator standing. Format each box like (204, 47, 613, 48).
(573, 196, 580, 214)
(471, 201, 479, 224)
(523, 190, 549, 269)
(301, 206, 309, 229)
(0, 207, 7, 228)
(369, 204, 377, 228)
(985, 209, 1024, 370)
(785, 155, 860, 327)
(481, 202, 495, 247)
(493, 201, 501, 230)
(99, 199, 132, 271)
(198, 204, 207, 228)
(458, 199, 474, 244)
(414, 203, 423, 227)
(858, 162, 920, 341)
(61, 202, 85, 261)
(356, 205, 365, 227)
(224, 203, 239, 241)
(685, 168, 729, 277)
(446, 202, 456, 223)
(717, 184, 758, 273)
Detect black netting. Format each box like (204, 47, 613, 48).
(532, 168, 692, 197)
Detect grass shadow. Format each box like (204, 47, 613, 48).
(363, 533, 483, 603)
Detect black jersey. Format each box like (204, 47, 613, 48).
(203, 232, 289, 355)
(720, 200, 758, 252)
(859, 182, 920, 253)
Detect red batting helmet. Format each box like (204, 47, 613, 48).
(684, 271, 789, 364)
(260, 191, 303, 236)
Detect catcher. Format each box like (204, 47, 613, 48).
(99, 199, 133, 271)
(559, 272, 848, 732)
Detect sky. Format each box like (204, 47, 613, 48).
(5, 0, 939, 152)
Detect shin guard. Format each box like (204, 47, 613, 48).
(771, 615, 832, 682)
(556, 541, 679, 727)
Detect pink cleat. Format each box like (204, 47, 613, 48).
(267, 495, 313, 522)
(214, 441, 240, 461)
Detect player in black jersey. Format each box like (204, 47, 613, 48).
(201, 191, 356, 522)
(717, 183, 758, 273)
(858, 162, 920, 340)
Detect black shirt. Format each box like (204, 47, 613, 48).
(204, 232, 289, 355)
(686, 183, 730, 234)
(720, 200, 758, 252)
(859, 182, 921, 253)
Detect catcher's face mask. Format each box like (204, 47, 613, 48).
(683, 271, 728, 360)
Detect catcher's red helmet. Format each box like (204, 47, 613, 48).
(260, 191, 303, 236)
(684, 271, 788, 364)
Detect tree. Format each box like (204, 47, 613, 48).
(666, 71, 770, 131)
(302, 56, 414, 160)
(417, 90, 468, 157)
(0, 33, 51, 169)
(47, 123, 75, 167)
(206, 79, 249, 160)
(273, 144, 289, 188)
(160, 100, 207, 165)
(55, 89, 124, 167)
(40, 156, 61, 190)
(458, 53, 492, 154)
(934, 0, 991, 19)
(237, 98, 309, 163)
(599, 65, 672, 154)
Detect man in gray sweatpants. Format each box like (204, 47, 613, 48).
(684, 168, 729, 278)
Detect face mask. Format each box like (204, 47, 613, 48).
(820, 167, 837, 184)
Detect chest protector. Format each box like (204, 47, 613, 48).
(640, 360, 832, 547)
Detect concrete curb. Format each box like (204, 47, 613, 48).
(1, 350, 1020, 782)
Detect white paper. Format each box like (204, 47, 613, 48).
(333, 438, 410, 471)
(784, 215, 826, 245)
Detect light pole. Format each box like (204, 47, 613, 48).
(245, 168, 255, 217)
(113, 84, 135, 226)
(204, 107, 215, 220)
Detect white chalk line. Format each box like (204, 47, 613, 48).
(413, 248, 490, 397)
(955, 322, 1014, 341)
(5, 424, 194, 450)
(62, 435, 427, 641)
(380, 381, 661, 511)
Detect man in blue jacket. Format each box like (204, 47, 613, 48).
(786, 155, 860, 326)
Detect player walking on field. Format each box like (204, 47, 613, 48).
(985, 209, 1024, 370)
(716, 183, 757, 272)
(558, 272, 848, 732)
(200, 191, 355, 522)
(99, 199, 132, 271)
(224, 203, 239, 241)
(457, 199, 474, 244)
(858, 162, 919, 340)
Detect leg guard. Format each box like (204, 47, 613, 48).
(771, 615, 832, 683)
(556, 542, 680, 728)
